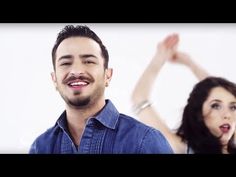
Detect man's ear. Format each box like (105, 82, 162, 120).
(51, 72, 58, 91)
(105, 68, 113, 87)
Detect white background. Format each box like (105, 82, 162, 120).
(1, 23, 236, 153)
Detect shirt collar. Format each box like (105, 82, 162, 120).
(57, 111, 68, 132)
(56, 99, 119, 130)
(95, 99, 119, 129)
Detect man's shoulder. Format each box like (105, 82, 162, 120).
(29, 124, 60, 154)
(31, 124, 59, 146)
(117, 113, 173, 153)
(119, 113, 150, 127)
(118, 113, 158, 133)
(118, 113, 171, 141)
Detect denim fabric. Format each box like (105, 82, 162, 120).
(29, 100, 173, 154)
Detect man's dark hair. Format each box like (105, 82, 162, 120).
(52, 25, 109, 70)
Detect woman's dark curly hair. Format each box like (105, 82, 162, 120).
(177, 76, 236, 153)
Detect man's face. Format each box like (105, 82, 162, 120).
(51, 37, 112, 108)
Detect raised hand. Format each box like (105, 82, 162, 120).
(154, 33, 179, 66)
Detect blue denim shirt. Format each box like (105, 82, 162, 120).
(29, 100, 173, 154)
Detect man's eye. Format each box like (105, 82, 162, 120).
(61, 63, 71, 66)
(85, 60, 94, 64)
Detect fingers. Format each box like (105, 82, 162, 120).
(156, 33, 180, 59)
(164, 33, 179, 49)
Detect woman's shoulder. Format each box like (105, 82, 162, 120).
(186, 144, 195, 154)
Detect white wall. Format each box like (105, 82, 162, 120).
(1, 23, 236, 153)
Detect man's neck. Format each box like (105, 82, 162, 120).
(66, 99, 106, 124)
(65, 99, 106, 145)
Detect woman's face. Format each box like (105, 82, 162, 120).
(202, 87, 236, 146)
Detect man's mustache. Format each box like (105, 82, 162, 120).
(63, 74, 94, 84)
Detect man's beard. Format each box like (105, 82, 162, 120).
(68, 96, 90, 107)
(61, 92, 91, 108)
(58, 85, 105, 109)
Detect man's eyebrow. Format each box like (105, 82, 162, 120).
(57, 54, 99, 62)
(79, 54, 98, 59)
(58, 55, 73, 61)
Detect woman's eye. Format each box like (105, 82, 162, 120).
(211, 103, 221, 110)
(230, 105, 236, 111)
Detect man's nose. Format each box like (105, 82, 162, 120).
(69, 62, 85, 76)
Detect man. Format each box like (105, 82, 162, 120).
(29, 25, 173, 154)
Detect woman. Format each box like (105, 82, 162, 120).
(131, 34, 236, 153)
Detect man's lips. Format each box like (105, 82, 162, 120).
(67, 79, 89, 89)
(63, 75, 94, 90)
(67, 79, 89, 86)
(63, 75, 93, 85)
